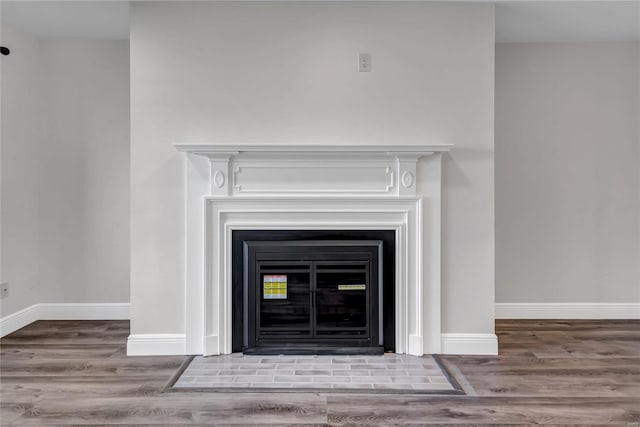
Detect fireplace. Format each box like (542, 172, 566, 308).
(233, 230, 396, 354)
(175, 144, 450, 356)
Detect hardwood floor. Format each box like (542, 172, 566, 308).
(1, 319, 638, 425)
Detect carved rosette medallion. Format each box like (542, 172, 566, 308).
(213, 170, 226, 188)
(401, 171, 414, 188)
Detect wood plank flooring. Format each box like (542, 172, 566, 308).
(1, 319, 638, 425)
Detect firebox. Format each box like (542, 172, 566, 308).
(232, 230, 395, 355)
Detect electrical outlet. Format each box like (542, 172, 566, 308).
(358, 53, 371, 72)
(1, 282, 8, 299)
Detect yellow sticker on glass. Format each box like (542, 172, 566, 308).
(263, 275, 287, 299)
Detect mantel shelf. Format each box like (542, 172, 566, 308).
(174, 143, 452, 159)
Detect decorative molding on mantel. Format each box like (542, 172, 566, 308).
(175, 143, 452, 198)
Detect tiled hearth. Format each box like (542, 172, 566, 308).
(171, 354, 463, 394)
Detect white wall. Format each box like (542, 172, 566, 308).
(1, 24, 41, 317)
(130, 2, 495, 337)
(496, 42, 640, 304)
(0, 24, 130, 319)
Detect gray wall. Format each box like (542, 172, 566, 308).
(36, 38, 130, 304)
(1, 24, 41, 316)
(496, 42, 640, 303)
(130, 1, 495, 336)
(0, 25, 130, 318)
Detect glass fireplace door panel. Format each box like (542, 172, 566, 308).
(258, 269, 311, 338)
(315, 264, 369, 337)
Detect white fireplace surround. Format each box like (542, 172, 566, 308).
(173, 143, 452, 356)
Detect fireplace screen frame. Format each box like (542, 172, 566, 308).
(232, 230, 396, 354)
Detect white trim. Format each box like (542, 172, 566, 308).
(440, 333, 499, 355)
(0, 304, 40, 337)
(38, 303, 131, 320)
(126, 334, 187, 356)
(496, 303, 640, 319)
(0, 303, 131, 337)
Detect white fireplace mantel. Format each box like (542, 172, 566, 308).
(174, 143, 451, 356)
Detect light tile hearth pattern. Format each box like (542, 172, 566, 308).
(173, 354, 458, 392)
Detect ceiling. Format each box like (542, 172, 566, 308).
(1, 1, 639, 42)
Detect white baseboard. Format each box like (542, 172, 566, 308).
(440, 333, 498, 355)
(130, 334, 499, 356)
(0, 304, 40, 337)
(38, 303, 131, 320)
(496, 303, 640, 319)
(0, 303, 130, 337)
(126, 334, 187, 356)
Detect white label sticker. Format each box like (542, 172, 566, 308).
(338, 284, 367, 291)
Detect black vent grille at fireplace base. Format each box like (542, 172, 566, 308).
(232, 230, 395, 355)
